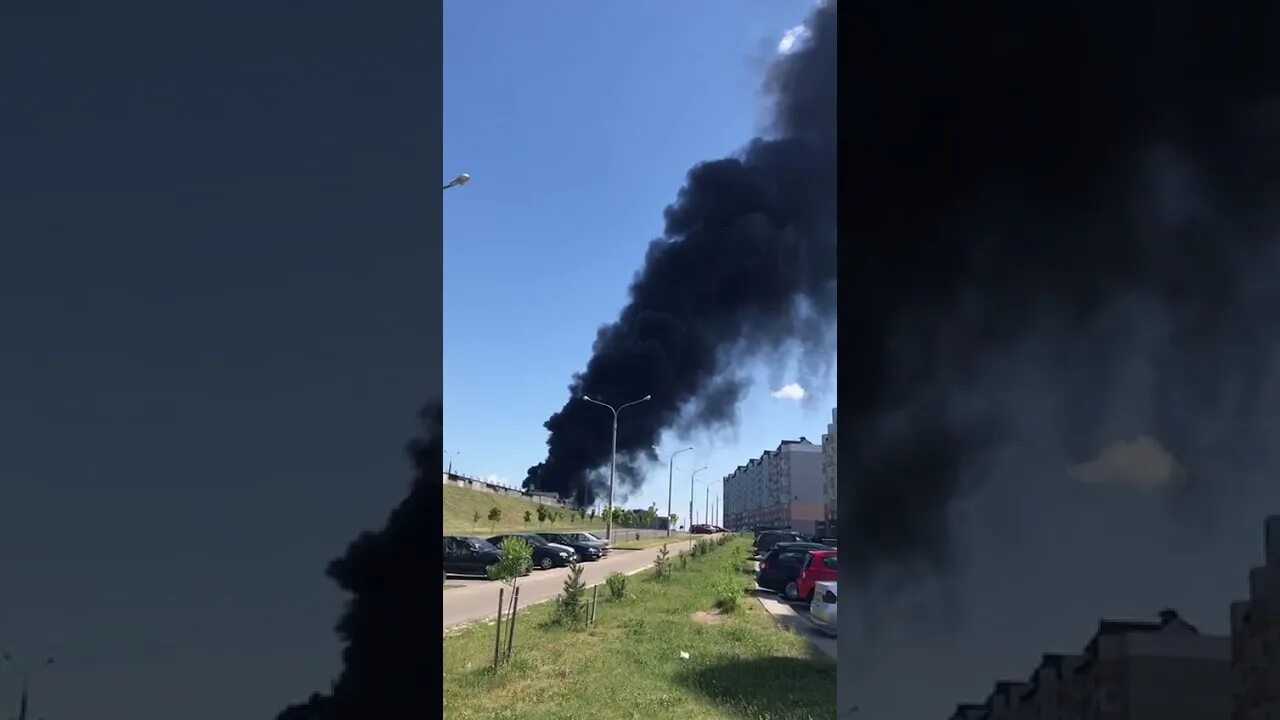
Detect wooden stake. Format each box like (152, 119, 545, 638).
(493, 587, 505, 671)
(506, 587, 521, 661)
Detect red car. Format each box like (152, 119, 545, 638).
(789, 550, 838, 602)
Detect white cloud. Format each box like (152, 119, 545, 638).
(777, 24, 811, 55)
(484, 474, 511, 487)
(1068, 436, 1187, 487)
(771, 383, 808, 401)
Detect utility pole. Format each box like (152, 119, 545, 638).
(666, 446, 693, 537)
(689, 466, 708, 548)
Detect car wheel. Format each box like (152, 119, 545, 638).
(784, 581, 800, 601)
(540, 556, 554, 570)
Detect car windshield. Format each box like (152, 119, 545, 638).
(466, 537, 498, 552)
(521, 534, 549, 546)
(581, 533, 602, 542)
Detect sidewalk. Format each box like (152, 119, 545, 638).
(753, 590, 838, 661)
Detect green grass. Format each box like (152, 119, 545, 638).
(442, 536, 836, 720)
(443, 484, 605, 535)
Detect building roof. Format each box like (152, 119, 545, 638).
(1076, 609, 1196, 674)
(949, 703, 985, 720)
(1021, 653, 1077, 699)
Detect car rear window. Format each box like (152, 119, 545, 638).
(822, 556, 837, 570)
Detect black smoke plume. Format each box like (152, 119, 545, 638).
(840, 3, 1280, 715)
(838, 0, 1280, 580)
(524, 2, 837, 503)
(276, 401, 441, 719)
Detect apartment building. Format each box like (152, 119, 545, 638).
(985, 680, 1031, 720)
(950, 704, 986, 720)
(722, 437, 824, 534)
(1230, 515, 1280, 720)
(1019, 653, 1086, 720)
(1073, 609, 1230, 720)
(950, 610, 1229, 720)
(820, 406, 837, 536)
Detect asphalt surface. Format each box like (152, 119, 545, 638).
(747, 560, 838, 661)
(443, 534, 707, 630)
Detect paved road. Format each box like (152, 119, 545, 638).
(443, 536, 707, 630)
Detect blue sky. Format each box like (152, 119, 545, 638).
(443, 0, 835, 524)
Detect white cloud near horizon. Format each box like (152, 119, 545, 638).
(1068, 436, 1186, 487)
(777, 24, 811, 55)
(484, 474, 511, 487)
(770, 383, 808, 401)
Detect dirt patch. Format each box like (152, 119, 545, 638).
(692, 610, 728, 625)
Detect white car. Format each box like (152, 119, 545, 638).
(809, 581, 837, 636)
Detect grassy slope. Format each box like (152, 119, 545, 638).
(442, 536, 836, 720)
(443, 483, 606, 535)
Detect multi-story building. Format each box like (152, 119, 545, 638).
(949, 704, 986, 720)
(1019, 653, 1086, 720)
(951, 611, 1229, 720)
(722, 437, 824, 534)
(820, 407, 837, 536)
(1073, 609, 1230, 720)
(1230, 515, 1280, 720)
(982, 680, 1031, 720)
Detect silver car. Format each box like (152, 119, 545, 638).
(809, 580, 837, 636)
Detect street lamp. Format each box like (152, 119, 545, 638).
(689, 465, 708, 549)
(704, 477, 723, 531)
(444, 449, 460, 475)
(664, 446, 694, 537)
(582, 394, 652, 542)
(443, 172, 471, 190)
(1, 652, 53, 720)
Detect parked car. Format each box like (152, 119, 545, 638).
(753, 530, 813, 557)
(537, 531, 608, 561)
(755, 546, 818, 596)
(690, 524, 716, 535)
(809, 581, 837, 636)
(443, 535, 505, 579)
(488, 532, 577, 570)
(791, 550, 838, 602)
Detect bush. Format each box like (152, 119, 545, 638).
(679, 552, 689, 571)
(554, 561, 589, 629)
(713, 575, 744, 613)
(652, 543, 671, 580)
(605, 571, 629, 601)
(486, 537, 533, 586)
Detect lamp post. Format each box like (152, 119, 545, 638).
(444, 450, 460, 475)
(705, 477, 722, 530)
(664, 446, 693, 537)
(582, 394, 652, 542)
(443, 172, 471, 190)
(689, 466, 708, 549)
(1, 652, 53, 720)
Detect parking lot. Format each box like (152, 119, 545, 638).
(443, 534, 713, 629)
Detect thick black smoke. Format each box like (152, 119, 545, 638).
(838, 0, 1280, 575)
(276, 401, 441, 719)
(525, 2, 837, 502)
